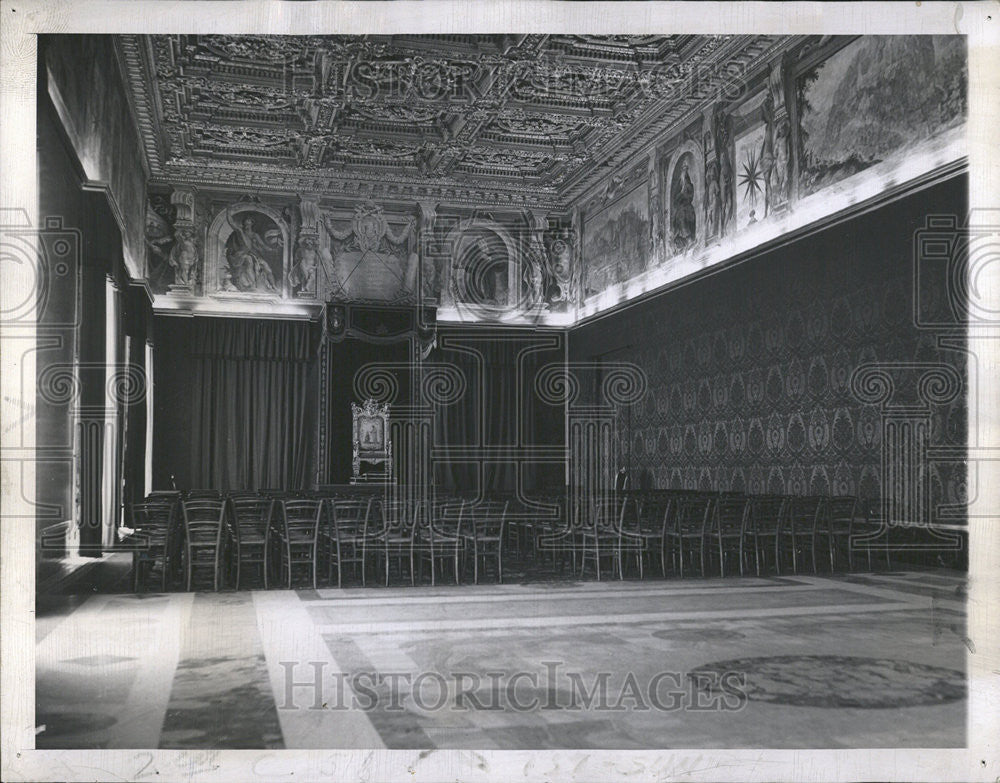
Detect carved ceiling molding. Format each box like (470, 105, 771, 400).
(119, 34, 799, 209)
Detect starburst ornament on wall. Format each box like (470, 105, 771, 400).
(739, 146, 764, 209)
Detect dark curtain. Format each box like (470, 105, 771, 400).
(190, 319, 316, 490)
(432, 331, 562, 494)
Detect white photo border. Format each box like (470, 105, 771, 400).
(2, 2, 998, 781)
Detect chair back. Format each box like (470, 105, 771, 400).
(827, 496, 858, 532)
(635, 494, 670, 533)
(583, 495, 624, 534)
(750, 495, 788, 536)
(467, 500, 508, 540)
(229, 496, 273, 543)
(715, 494, 751, 536)
(671, 494, 715, 535)
(375, 498, 415, 539)
(532, 493, 567, 532)
(130, 500, 177, 545)
(181, 499, 226, 546)
(147, 490, 181, 501)
(280, 498, 323, 543)
(186, 489, 222, 500)
(329, 497, 372, 539)
(617, 495, 643, 533)
(427, 498, 464, 538)
(785, 496, 825, 535)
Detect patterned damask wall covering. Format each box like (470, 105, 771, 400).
(569, 177, 967, 511)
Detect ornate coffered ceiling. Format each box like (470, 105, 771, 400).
(118, 34, 789, 208)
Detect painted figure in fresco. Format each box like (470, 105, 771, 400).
(705, 160, 721, 238)
(773, 117, 791, 205)
(421, 253, 439, 301)
(289, 234, 319, 297)
(715, 114, 735, 234)
(226, 211, 279, 293)
(527, 256, 545, 308)
(168, 226, 200, 288)
(145, 203, 176, 291)
(670, 159, 697, 252)
(760, 94, 777, 217)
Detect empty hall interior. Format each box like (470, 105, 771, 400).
(31, 33, 972, 750)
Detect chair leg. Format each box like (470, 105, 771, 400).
(497, 545, 503, 584)
(718, 538, 725, 578)
(312, 545, 318, 589)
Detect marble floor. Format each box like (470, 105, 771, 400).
(35, 570, 967, 749)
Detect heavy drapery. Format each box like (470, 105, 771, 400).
(431, 330, 564, 494)
(190, 319, 316, 490)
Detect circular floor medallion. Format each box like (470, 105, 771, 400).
(688, 655, 965, 709)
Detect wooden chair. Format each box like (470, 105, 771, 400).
(461, 500, 508, 584)
(323, 497, 373, 587)
(413, 498, 464, 585)
(749, 495, 789, 575)
(639, 493, 674, 577)
(819, 496, 889, 572)
(180, 498, 227, 591)
(227, 495, 272, 589)
(860, 498, 894, 571)
(706, 494, 752, 577)
(663, 494, 715, 577)
(616, 494, 653, 579)
(578, 495, 625, 581)
(778, 496, 825, 574)
(274, 498, 323, 589)
(130, 499, 179, 592)
(533, 494, 575, 571)
(372, 498, 417, 586)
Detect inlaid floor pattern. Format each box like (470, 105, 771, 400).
(36, 571, 967, 749)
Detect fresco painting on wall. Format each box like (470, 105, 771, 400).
(145, 198, 177, 293)
(583, 185, 651, 297)
(668, 151, 699, 253)
(322, 202, 418, 303)
(221, 209, 284, 294)
(734, 123, 767, 229)
(797, 35, 967, 197)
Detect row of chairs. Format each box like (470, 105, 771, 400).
(509, 491, 886, 581)
(128, 488, 887, 590)
(127, 491, 509, 592)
